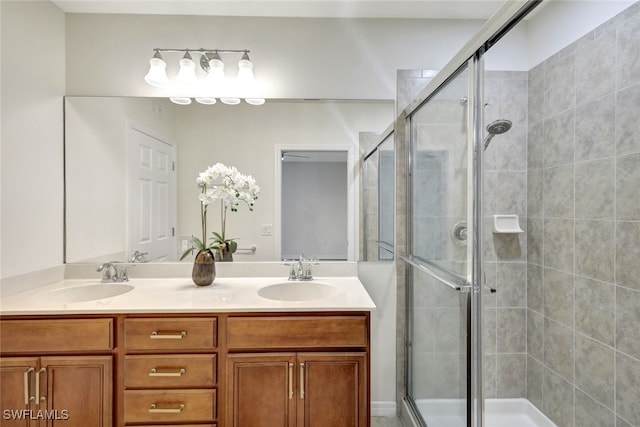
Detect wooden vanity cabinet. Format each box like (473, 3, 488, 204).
(227, 352, 366, 427)
(0, 318, 114, 427)
(122, 316, 218, 427)
(1, 311, 370, 427)
(225, 314, 370, 427)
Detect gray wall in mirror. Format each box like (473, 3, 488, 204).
(64, 96, 393, 263)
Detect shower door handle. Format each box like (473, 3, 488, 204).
(400, 255, 470, 292)
(483, 272, 497, 293)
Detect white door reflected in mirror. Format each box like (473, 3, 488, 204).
(128, 126, 177, 262)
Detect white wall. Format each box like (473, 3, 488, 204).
(64, 13, 488, 100)
(526, 0, 636, 68)
(358, 261, 397, 413)
(0, 1, 65, 279)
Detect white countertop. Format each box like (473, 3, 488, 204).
(0, 276, 376, 315)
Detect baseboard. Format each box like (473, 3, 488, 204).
(371, 401, 397, 417)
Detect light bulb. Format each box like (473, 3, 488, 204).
(176, 51, 197, 86)
(144, 51, 168, 87)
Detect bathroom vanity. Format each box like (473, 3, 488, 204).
(0, 275, 375, 427)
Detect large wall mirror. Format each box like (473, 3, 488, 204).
(64, 96, 393, 264)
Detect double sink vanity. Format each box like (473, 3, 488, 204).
(0, 264, 375, 427)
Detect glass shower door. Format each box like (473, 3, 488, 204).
(405, 62, 475, 427)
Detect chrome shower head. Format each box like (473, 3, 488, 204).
(487, 119, 512, 135)
(483, 119, 512, 151)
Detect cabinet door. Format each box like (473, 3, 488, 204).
(297, 353, 367, 427)
(0, 357, 39, 427)
(227, 353, 296, 427)
(40, 356, 112, 427)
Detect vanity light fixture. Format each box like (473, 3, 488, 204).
(144, 48, 265, 106)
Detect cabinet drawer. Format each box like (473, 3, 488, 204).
(124, 354, 217, 388)
(138, 425, 215, 427)
(0, 318, 113, 353)
(125, 318, 217, 351)
(124, 389, 216, 424)
(227, 315, 368, 349)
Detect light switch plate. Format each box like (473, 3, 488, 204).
(261, 224, 273, 236)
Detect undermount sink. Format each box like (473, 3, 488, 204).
(40, 283, 134, 303)
(258, 281, 338, 301)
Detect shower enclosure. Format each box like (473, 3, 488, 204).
(402, 1, 640, 427)
(401, 2, 537, 427)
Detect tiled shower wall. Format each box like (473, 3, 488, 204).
(525, 3, 640, 426)
(482, 71, 529, 398)
(360, 132, 381, 261)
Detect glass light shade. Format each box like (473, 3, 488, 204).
(144, 57, 168, 87)
(195, 97, 217, 105)
(236, 57, 256, 86)
(245, 98, 266, 105)
(169, 97, 192, 105)
(236, 53, 263, 104)
(204, 58, 226, 85)
(176, 53, 197, 86)
(220, 97, 241, 105)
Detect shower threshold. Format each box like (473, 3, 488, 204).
(404, 398, 556, 427)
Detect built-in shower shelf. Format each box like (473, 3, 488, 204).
(492, 214, 523, 234)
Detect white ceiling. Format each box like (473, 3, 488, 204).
(50, 0, 506, 19)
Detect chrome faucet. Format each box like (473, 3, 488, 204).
(129, 250, 149, 263)
(96, 262, 132, 283)
(284, 255, 318, 281)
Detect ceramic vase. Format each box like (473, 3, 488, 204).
(215, 243, 234, 262)
(192, 249, 216, 286)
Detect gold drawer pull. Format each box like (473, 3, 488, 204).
(149, 331, 187, 340)
(24, 367, 35, 405)
(288, 362, 294, 399)
(35, 368, 46, 405)
(148, 403, 185, 414)
(149, 368, 186, 377)
(299, 362, 305, 399)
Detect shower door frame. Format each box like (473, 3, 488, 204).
(403, 54, 481, 427)
(401, 2, 542, 427)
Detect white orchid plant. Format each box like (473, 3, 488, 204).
(180, 163, 260, 260)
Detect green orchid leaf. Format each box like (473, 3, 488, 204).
(179, 247, 194, 260)
(229, 240, 238, 253)
(192, 236, 204, 249)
